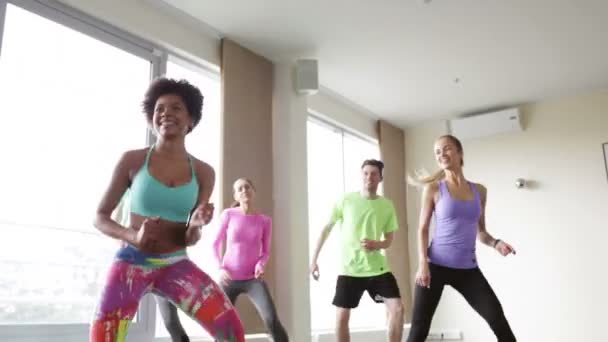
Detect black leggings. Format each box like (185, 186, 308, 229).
(407, 263, 516, 342)
(158, 279, 288, 342)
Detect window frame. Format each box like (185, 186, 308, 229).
(0, 1, 221, 341)
(307, 112, 380, 192)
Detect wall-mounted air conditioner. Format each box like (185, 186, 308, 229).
(448, 107, 522, 140)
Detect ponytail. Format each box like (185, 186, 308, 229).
(407, 168, 446, 187)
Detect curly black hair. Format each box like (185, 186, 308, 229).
(141, 77, 204, 131)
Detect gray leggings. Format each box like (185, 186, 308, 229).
(157, 279, 289, 342)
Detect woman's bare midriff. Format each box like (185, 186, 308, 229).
(129, 213, 188, 253)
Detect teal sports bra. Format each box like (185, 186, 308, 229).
(129, 146, 199, 223)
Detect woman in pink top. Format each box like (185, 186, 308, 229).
(214, 178, 288, 342)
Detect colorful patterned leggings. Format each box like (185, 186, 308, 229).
(90, 245, 245, 342)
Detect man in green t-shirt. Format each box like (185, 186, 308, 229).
(310, 159, 404, 342)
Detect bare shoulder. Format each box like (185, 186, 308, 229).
(190, 157, 215, 178)
(421, 181, 440, 204)
(424, 181, 440, 196)
(472, 182, 487, 194)
(121, 148, 147, 161)
(117, 148, 148, 174)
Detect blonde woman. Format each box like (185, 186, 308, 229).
(406, 135, 516, 342)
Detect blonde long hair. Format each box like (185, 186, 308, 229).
(407, 134, 463, 187)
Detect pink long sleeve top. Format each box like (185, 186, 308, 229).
(213, 208, 272, 280)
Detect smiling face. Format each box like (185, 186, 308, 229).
(151, 94, 193, 139)
(434, 135, 464, 171)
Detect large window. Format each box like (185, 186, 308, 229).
(0, 1, 221, 341)
(307, 117, 385, 331)
(0, 1, 149, 328)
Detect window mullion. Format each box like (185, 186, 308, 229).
(147, 50, 166, 146)
(0, 1, 6, 59)
(341, 129, 346, 192)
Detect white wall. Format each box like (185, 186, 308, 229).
(405, 90, 608, 341)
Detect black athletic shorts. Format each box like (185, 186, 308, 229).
(332, 272, 401, 309)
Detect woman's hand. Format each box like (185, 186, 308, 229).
(254, 265, 265, 279)
(495, 240, 516, 256)
(415, 261, 431, 288)
(218, 268, 232, 286)
(189, 202, 215, 227)
(128, 216, 162, 252)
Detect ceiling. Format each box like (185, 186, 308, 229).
(159, 0, 608, 127)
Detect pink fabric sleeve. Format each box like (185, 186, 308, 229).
(255, 216, 272, 271)
(213, 209, 230, 268)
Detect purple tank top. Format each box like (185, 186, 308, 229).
(428, 180, 481, 269)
